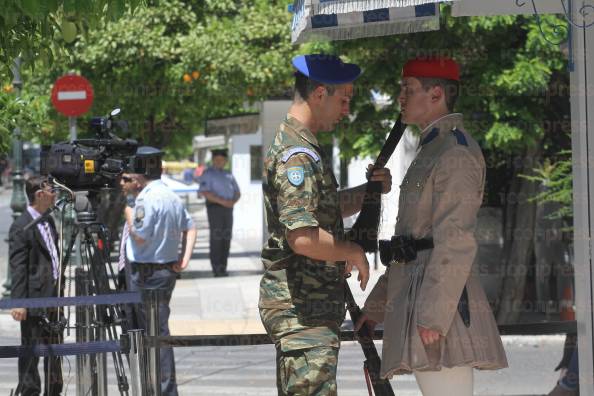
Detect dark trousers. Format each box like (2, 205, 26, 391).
(17, 315, 63, 396)
(117, 263, 139, 331)
(130, 264, 178, 396)
(206, 204, 234, 275)
(560, 349, 579, 390)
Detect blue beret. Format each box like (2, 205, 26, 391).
(292, 54, 361, 85)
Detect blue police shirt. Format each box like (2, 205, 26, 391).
(126, 179, 194, 263)
(199, 167, 240, 200)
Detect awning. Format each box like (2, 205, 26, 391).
(291, 0, 451, 44)
(305, 0, 449, 14)
(451, 0, 563, 17)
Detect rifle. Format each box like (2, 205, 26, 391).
(344, 115, 406, 395)
(346, 115, 407, 252)
(345, 282, 395, 396)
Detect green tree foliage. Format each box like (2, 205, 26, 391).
(523, 149, 573, 220)
(0, 0, 144, 70)
(0, 0, 144, 152)
(334, 9, 569, 159)
(69, 0, 295, 154)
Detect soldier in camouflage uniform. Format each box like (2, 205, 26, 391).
(259, 54, 392, 395)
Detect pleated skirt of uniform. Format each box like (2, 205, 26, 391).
(380, 250, 508, 378)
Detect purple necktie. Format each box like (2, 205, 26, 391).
(41, 221, 60, 281)
(118, 223, 130, 271)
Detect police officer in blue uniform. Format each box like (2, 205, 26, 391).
(199, 148, 240, 277)
(124, 146, 197, 396)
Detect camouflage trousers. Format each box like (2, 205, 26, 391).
(260, 307, 341, 396)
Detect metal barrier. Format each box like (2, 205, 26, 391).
(0, 288, 578, 395)
(0, 291, 143, 396)
(145, 320, 577, 349)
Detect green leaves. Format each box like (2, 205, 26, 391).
(521, 150, 573, 220)
(333, 5, 568, 159)
(0, 89, 53, 152)
(0, 0, 144, 72)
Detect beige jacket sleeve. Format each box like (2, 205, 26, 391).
(416, 146, 484, 335)
(363, 272, 389, 323)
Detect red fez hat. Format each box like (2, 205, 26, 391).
(402, 57, 460, 81)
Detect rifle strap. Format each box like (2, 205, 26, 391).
(372, 115, 407, 171)
(363, 364, 374, 396)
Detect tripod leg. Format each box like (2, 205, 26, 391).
(79, 227, 130, 395)
(75, 268, 96, 396)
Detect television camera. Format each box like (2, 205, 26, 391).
(40, 108, 138, 190)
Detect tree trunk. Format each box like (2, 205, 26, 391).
(496, 145, 540, 324)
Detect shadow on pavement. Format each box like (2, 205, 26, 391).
(180, 270, 263, 279)
(188, 251, 262, 260)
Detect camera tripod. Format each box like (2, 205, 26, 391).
(57, 185, 131, 396)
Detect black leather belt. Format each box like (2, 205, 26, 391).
(131, 261, 176, 273)
(378, 235, 470, 328)
(378, 235, 434, 266)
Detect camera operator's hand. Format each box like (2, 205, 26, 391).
(11, 308, 27, 321)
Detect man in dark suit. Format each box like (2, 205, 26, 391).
(9, 175, 63, 396)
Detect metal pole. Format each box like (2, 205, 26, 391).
(3, 57, 27, 297)
(570, 1, 594, 394)
(128, 329, 147, 396)
(75, 268, 95, 395)
(69, 116, 77, 141)
(96, 315, 107, 396)
(146, 289, 161, 396)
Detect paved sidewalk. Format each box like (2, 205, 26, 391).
(169, 199, 385, 336)
(0, 190, 567, 395)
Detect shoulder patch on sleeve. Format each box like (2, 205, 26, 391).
(287, 166, 305, 186)
(452, 128, 468, 147)
(134, 205, 145, 228)
(281, 146, 320, 163)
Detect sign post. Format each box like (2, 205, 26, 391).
(50, 74, 94, 140)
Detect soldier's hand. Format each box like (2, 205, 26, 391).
(367, 165, 392, 194)
(417, 325, 440, 345)
(347, 244, 370, 290)
(11, 308, 27, 322)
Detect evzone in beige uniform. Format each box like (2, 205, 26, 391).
(359, 57, 507, 396)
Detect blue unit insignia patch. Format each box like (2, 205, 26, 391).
(287, 166, 305, 186)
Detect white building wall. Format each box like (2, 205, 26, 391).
(229, 100, 292, 251)
(230, 131, 263, 252)
(259, 100, 292, 244)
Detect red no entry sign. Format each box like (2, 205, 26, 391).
(51, 75, 94, 117)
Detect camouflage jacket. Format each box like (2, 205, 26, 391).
(259, 116, 346, 326)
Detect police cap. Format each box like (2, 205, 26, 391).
(292, 54, 361, 85)
(211, 148, 228, 158)
(128, 146, 163, 178)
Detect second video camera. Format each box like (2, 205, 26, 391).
(40, 109, 139, 190)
